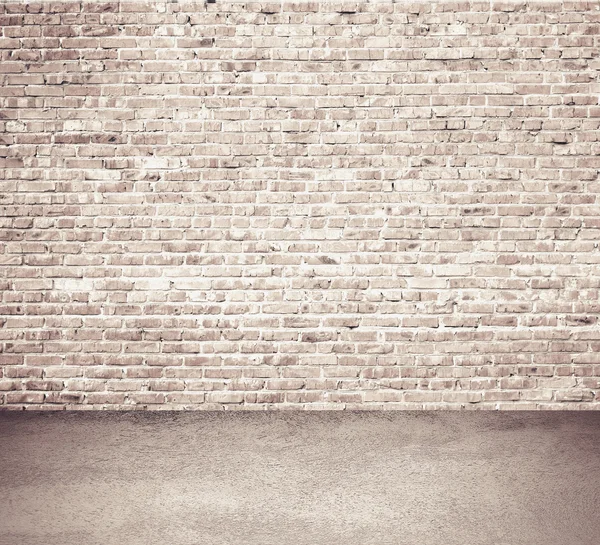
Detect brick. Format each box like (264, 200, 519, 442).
(0, 0, 598, 411)
(206, 392, 245, 404)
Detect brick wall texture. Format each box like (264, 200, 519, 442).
(1, 0, 600, 410)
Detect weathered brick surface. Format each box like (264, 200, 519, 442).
(1, 0, 599, 410)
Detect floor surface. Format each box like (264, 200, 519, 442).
(0, 412, 599, 545)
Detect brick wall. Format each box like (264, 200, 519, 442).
(1, 0, 599, 410)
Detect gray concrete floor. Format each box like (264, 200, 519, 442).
(0, 412, 599, 545)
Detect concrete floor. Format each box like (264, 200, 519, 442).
(0, 412, 598, 545)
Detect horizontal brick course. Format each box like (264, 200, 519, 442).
(1, 0, 599, 409)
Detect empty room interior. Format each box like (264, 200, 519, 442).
(1, 1, 599, 544)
